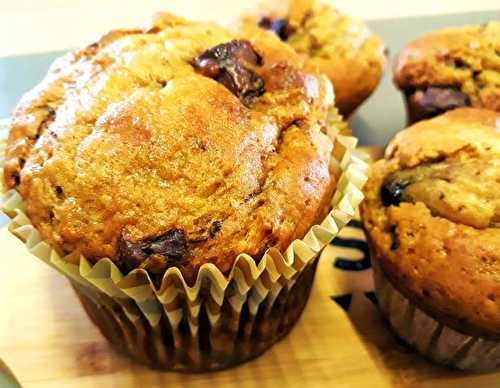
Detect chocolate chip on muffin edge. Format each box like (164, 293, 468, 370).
(192, 40, 265, 106)
(117, 228, 189, 274)
(406, 87, 471, 122)
(258, 17, 293, 41)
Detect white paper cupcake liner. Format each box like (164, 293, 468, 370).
(0, 111, 367, 371)
(0, 358, 21, 388)
(372, 258, 500, 371)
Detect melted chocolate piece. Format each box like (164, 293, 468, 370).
(381, 178, 411, 207)
(117, 229, 188, 274)
(193, 40, 265, 106)
(209, 220, 222, 238)
(452, 58, 469, 69)
(389, 225, 400, 251)
(11, 173, 20, 186)
(407, 87, 470, 123)
(258, 17, 291, 41)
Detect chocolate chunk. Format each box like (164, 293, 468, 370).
(55, 185, 64, 198)
(389, 225, 400, 251)
(381, 178, 411, 207)
(146, 229, 187, 258)
(11, 173, 20, 186)
(117, 229, 188, 274)
(118, 235, 147, 272)
(452, 58, 469, 69)
(407, 87, 470, 122)
(209, 220, 222, 238)
(258, 17, 291, 41)
(193, 40, 265, 106)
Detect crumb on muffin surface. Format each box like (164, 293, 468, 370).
(361, 108, 500, 339)
(4, 13, 339, 283)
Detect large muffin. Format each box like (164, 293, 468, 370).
(238, 0, 386, 117)
(4, 13, 338, 285)
(394, 22, 500, 124)
(1, 12, 359, 371)
(361, 108, 500, 370)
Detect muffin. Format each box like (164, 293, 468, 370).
(1, 13, 365, 371)
(237, 0, 386, 117)
(361, 108, 500, 370)
(394, 22, 500, 124)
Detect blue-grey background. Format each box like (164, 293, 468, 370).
(0, 10, 498, 146)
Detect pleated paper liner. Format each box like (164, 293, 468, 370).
(372, 257, 500, 371)
(0, 112, 367, 371)
(0, 358, 22, 388)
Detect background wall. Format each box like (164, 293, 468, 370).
(0, 1, 499, 143)
(1, 0, 499, 56)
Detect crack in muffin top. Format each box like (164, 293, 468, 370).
(4, 13, 338, 284)
(361, 108, 500, 339)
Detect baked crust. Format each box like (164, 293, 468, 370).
(361, 108, 500, 339)
(238, 0, 386, 116)
(4, 13, 338, 283)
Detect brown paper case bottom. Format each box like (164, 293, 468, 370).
(71, 257, 318, 372)
(372, 258, 500, 371)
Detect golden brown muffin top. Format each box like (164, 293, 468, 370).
(238, 0, 386, 116)
(394, 22, 500, 116)
(4, 13, 338, 284)
(361, 108, 500, 339)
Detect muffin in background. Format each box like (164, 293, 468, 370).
(394, 22, 500, 124)
(237, 0, 386, 117)
(2, 12, 365, 371)
(361, 108, 500, 370)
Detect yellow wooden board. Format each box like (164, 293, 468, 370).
(1, 211, 500, 387)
